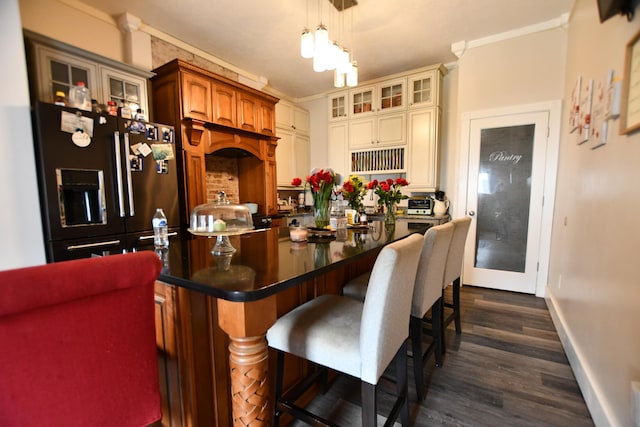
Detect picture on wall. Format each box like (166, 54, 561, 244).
(569, 75, 581, 134)
(577, 78, 593, 145)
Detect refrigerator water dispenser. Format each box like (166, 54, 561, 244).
(56, 168, 106, 227)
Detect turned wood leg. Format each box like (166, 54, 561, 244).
(228, 335, 271, 426)
(218, 296, 277, 427)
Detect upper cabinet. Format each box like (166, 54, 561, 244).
(327, 64, 447, 193)
(328, 91, 348, 121)
(181, 71, 212, 122)
(275, 100, 310, 187)
(24, 31, 151, 116)
(408, 69, 441, 109)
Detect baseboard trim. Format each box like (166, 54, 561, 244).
(545, 290, 614, 427)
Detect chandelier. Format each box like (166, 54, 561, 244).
(301, 0, 358, 88)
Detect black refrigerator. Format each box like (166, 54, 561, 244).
(31, 102, 180, 262)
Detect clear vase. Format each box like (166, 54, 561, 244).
(384, 201, 397, 226)
(314, 195, 331, 228)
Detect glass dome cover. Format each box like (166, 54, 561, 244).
(188, 191, 254, 237)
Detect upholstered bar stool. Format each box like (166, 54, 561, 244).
(441, 217, 472, 351)
(343, 224, 454, 400)
(409, 222, 453, 400)
(267, 234, 423, 427)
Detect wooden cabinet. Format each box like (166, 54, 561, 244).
(237, 90, 258, 133)
(151, 59, 280, 223)
(276, 100, 310, 187)
(212, 81, 237, 127)
(181, 72, 212, 122)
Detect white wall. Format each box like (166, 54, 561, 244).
(0, 0, 46, 269)
(547, 1, 640, 425)
(450, 25, 568, 218)
(19, 0, 124, 63)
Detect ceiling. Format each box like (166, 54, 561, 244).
(76, 0, 574, 99)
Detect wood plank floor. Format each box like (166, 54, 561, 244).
(290, 286, 593, 426)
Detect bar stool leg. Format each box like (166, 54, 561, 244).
(453, 277, 462, 334)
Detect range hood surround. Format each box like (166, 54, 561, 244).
(203, 126, 277, 214)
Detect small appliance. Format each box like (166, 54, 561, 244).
(407, 197, 433, 215)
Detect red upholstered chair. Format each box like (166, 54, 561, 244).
(0, 251, 162, 427)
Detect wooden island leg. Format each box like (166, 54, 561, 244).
(218, 295, 277, 426)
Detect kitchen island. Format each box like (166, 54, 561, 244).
(156, 221, 430, 426)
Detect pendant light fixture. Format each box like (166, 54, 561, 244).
(300, 0, 358, 87)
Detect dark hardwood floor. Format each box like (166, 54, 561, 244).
(290, 286, 593, 426)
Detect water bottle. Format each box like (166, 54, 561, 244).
(152, 208, 169, 248)
(68, 82, 91, 111)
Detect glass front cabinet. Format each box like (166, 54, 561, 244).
(327, 64, 446, 192)
(24, 31, 151, 115)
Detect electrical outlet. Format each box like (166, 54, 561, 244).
(558, 274, 562, 289)
(632, 381, 640, 426)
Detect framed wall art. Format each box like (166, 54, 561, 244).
(620, 29, 640, 134)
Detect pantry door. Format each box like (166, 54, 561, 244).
(460, 103, 559, 295)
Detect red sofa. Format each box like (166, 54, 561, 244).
(0, 251, 162, 427)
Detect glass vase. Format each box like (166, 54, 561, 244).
(384, 201, 397, 226)
(314, 195, 331, 228)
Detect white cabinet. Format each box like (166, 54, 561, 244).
(328, 91, 348, 121)
(408, 70, 441, 109)
(276, 100, 310, 187)
(348, 113, 406, 149)
(327, 64, 446, 191)
(276, 100, 310, 134)
(407, 108, 440, 191)
(328, 122, 348, 179)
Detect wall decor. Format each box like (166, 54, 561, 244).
(591, 76, 607, 149)
(577, 78, 593, 145)
(569, 75, 581, 133)
(620, 28, 640, 134)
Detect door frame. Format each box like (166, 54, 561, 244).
(455, 100, 561, 297)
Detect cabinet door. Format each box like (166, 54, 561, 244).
(101, 66, 149, 117)
(276, 100, 294, 128)
(154, 281, 183, 427)
(295, 133, 310, 180)
(408, 70, 438, 109)
(212, 82, 236, 127)
(377, 112, 406, 146)
(378, 77, 406, 112)
(181, 72, 212, 122)
(184, 150, 207, 214)
(328, 91, 348, 121)
(349, 117, 376, 149)
(237, 91, 259, 133)
(292, 106, 310, 135)
(276, 128, 295, 186)
(349, 86, 375, 118)
(259, 100, 276, 136)
(407, 108, 439, 191)
(328, 122, 348, 179)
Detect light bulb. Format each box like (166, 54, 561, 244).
(300, 28, 314, 59)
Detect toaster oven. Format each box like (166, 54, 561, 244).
(407, 198, 433, 215)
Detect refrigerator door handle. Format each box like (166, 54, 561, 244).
(113, 131, 126, 217)
(66, 239, 122, 251)
(138, 231, 178, 241)
(123, 133, 135, 217)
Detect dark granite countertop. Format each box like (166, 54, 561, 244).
(157, 221, 429, 302)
